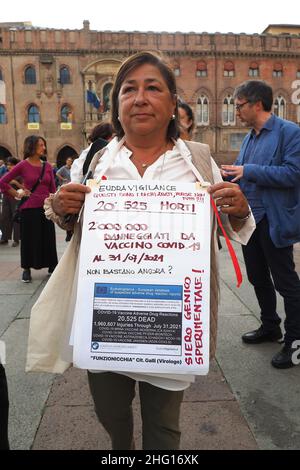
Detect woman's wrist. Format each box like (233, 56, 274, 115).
(44, 193, 75, 230)
(51, 188, 65, 216)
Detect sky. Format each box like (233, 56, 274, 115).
(0, 0, 299, 34)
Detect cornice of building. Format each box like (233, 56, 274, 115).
(1, 48, 300, 60)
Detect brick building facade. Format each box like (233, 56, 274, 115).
(0, 21, 300, 166)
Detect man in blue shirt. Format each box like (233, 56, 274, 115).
(56, 157, 73, 186)
(222, 80, 300, 369)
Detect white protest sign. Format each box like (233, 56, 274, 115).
(73, 180, 211, 374)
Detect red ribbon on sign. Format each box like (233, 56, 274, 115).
(210, 195, 243, 288)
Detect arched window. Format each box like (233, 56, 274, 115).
(0, 75, 5, 107)
(196, 61, 207, 77)
(61, 104, 72, 122)
(25, 66, 36, 84)
(103, 83, 113, 112)
(273, 63, 283, 78)
(274, 96, 286, 118)
(249, 62, 259, 77)
(222, 95, 235, 125)
(56, 146, 78, 168)
(224, 61, 235, 77)
(196, 94, 209, 125)
(0, 105, 7, 124)
(59, 66, 71, 85)
(172, 61, 180, 77)
(28, 104, 40, 123)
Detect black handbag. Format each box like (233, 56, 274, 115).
(13, 162, 46, 223)
(13, 196, 29, 223)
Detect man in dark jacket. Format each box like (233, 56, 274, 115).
(222, 80, 300, 369)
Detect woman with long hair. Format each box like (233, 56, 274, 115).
(0, 135, 58, 282)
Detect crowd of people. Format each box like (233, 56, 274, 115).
(1, 50, 300, 450)
(0, 121, 114, 256)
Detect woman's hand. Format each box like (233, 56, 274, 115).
(207, 181, 250, 219)
(15, 188, 30, 199)
(52, 183, 91, 216)
(23, 188, 31, 197)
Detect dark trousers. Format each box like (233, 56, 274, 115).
(88, 372, 184, 450)
(0, 195, 20, 242)
(0, 364, 9, 450)
(242, 216, 300, 345)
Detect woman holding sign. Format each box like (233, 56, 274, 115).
(45, 52, 255, 450)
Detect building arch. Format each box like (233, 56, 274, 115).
(218, 87, 235, 102)
(196, 60, 208, 77)
(273, 62, 283, 78)
(249, 61, 260, 77)
(27, 104, 40, 123)
(196, 94, 210, 126)
(191, 87, 213, 103)
(273, 88, 289, 102)
(60, 103, 73, 123)
(224, 60, 235, 77)
(273, 95, 286, 119)
(24, 64, 37, 84)
(273, 88, 289, 119)
(56, 145, 79, 168)
(59, 65, 71, 85)
(222, 93, 235, 126)
(83, 58, 122, 127)
(0, 145, 13, 160)
(177, 88, 188, 103)
(191, 87, 214, 126)
(82, 58, 122, 75)
(172, 59, 181, 77)
(0, 104, 7, 124)
(102, 81, 113, 112)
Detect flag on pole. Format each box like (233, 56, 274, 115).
(0, 80, 6, 105)
(86, 89, 101, 109)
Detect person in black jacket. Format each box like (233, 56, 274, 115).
(82, 122, 114, 176)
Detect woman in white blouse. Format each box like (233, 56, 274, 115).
(47, 51, 255, 450)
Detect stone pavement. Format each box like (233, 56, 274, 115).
(0, 227, 300, 450)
